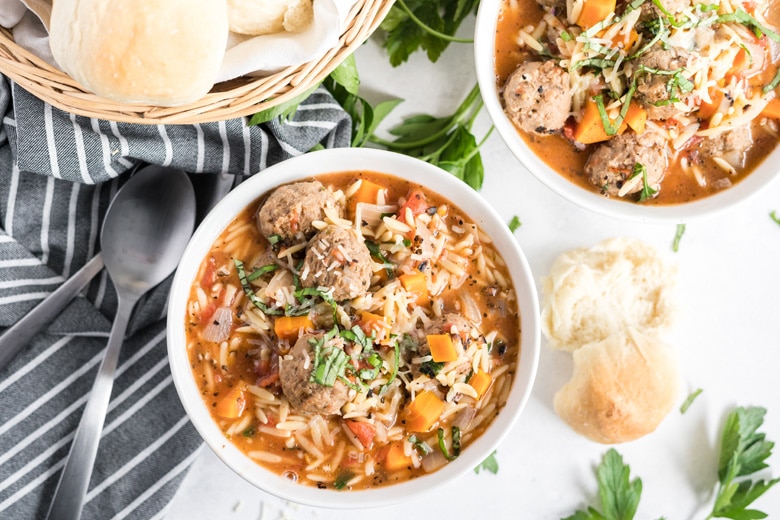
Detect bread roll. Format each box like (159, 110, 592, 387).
(49, 0, 229, 106)
(540, 237, 676, 351)
(553, 328, 680, 444)
(227, 0, 314, 35)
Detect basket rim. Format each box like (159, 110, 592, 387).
(0, 0, 393, 124)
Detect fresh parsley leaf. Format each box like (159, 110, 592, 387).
(369, 84, 489, 190)
(564, 449, 642, 520)
(509, 215, 522, 233)
(380, 0, 477, 66)
(673, 223, 686, 252)
(680, 388, 702, 414)
(770, 211, 780, 226)
(708, 407, 779, 519)
(248, 86, 318, 125)
(475, 450, 499, 474)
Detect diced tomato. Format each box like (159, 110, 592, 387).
(200, 302, 217, 323)
(199, 257, 217, 288)
(344, 419, 376, 449)
(397, 189, 430, 225)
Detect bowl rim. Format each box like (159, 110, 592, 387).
(166, 147, 541, 509)
(474, 0, 780, 224)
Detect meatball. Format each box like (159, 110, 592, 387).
(635, 47, 696, 120)
(256, 180, 343, 244)
(279, 334, 349, 415)
(503, 61, 572, 135)
(585, 131, 667, 197)
(699, 124, 753, 169)
(300, 225, 372, 301)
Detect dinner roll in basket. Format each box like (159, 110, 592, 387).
(553, 328, 680, 444)
(49, 0, 229, 106)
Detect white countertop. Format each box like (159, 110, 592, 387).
(166, 27, 780, 520)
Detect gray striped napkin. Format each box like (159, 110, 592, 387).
(0, 75, 351, 519)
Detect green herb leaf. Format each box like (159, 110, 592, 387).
(565, 449, 642, 520)
(436, 426, 461, 461)
(333, 471, 354, 490)
(716, 9, 780, 43)
(234, 259, 284, 316)
(248, 86, 318, 125)
(673, 223, 686, 252)
(409, 435, 434, 456)
(710, 407, 779, 519)
(630, 163, 658, 202)
(380, 0, 478, 66)
(247, 263, 278, 281)
(420, 360, 445, 377)
(770, 211, 780, 225)
(680, 388, 702, 414)
(763, 70, 780, 94)
(474, 450, 499, 474)
(509, 215, 522, 233)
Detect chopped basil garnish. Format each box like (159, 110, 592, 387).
(763, 70, 780, 94)
(408, 435, 433, 456)
(673, 223, 686, 252)
(770, 211, 780, 226)
(716, 9, 780, 43)
(309, 328, 349, 387)
(630, 163, 658, 202)
(247, 263, 278, 281)
(234, 258, 284, 316)
(333, 471, 354, 490)
(508, 215, 521, 233)
(365, 240, 395, 279)
(267, 234, 282, 245)
(437, 426, 461, 461)
(420, 360, 445, 377)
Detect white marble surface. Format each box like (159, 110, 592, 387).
(166, 26, 780, 520)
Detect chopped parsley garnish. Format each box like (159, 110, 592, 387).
(437, 426, 461, 461)
(474, 450, 499, 475)
(508, 215, 522, 233)
(679, 388, 702, 414)
(673, 223, 686, 252)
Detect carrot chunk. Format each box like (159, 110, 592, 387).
(576, 0, 616, 29)
(274, 315, 313, 341)
(427, 334, 457, 363)
(215, 382, 248, 419)
(469, 371, 493, 399)
(385, 441, 411, 472)
(761, 99, 780, 119)
(624, 102, 647, 134)
(349, 179, 387, 213)
(359, 311, 390, 335)
(573, 97, 627, 144)
(399, 272, 429, 306)
(404, 390, 445, 432)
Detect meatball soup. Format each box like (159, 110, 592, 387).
(183, 171, 520, 490)
(496, 0, 780, 204)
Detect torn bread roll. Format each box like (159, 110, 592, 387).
(49, 0, 229, 106)
(553, 328, 680, 444)
(227, 0, 314, 35)
(541, 237, 676, 351)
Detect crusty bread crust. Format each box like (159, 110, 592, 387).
(553, 328, 680, 444)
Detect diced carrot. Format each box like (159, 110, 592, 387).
(727, 47, 749, 79)
(404, 390, 445, 432)
(399, 272, 428, 306)
(274, 315, 313, 341)
(215, 382, 248, 419)
(624, 102, 647, 134)
(385, 441, 412, 472)
(349, 179, 387, 213)
(572, 97, 627, 144)
(598, 28, 638, 51)
(469, 371, 493, 399)
(359, 311, 390, 335)
(761, 99, 780, 119)
(698, 88, 724, 120)
(576, 0, 616, 29)
(427, 334, 457, 363)
(345, 419, 377, 449)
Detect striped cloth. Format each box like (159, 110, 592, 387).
(0, 76, 351, 519)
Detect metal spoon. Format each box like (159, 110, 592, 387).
(45, 165, 196, 520)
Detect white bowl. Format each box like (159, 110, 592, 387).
(474, 0, 780, 223)
(167, 148, 540, 509)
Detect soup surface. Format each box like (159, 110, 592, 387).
(184, 171, 520, 490)
(495, 0, 780, 204)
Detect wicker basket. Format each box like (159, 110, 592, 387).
(0, 0, 394, 124)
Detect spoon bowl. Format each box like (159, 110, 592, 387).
(46, 165, 196, 520)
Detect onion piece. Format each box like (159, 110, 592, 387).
(202, 306, 233, 343)
(421, 450, 449, 473)
(356, 203, 397, 228)
(452, 406, 477, 432)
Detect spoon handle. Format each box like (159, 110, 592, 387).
(0, 253, 105, 372)
(45, 292, 139, 520)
